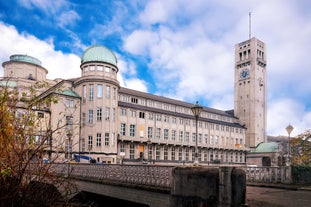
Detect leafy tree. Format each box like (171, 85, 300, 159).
(291, 129, 311, 166)
(0, 80, 76, 206)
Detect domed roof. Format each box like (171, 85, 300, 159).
(10, 54, 42, 66)
(81, 45, 117, 66)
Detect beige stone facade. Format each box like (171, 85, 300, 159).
(234, 37, 267, 149)
(1, 37, 268, 165)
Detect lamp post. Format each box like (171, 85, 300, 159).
(285, 124, 294, 166)
(191, 101, 203, 166)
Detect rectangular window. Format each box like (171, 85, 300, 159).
(88, 110, 93, 124)
(156, 128, 161, 139)
(148, 113, 153, 120)
(88, 135, 93, 149)
(139, 112, 145, 119)
(192, 133, 196, 143)
(148, 127, 153, 139)
(105, 133, 109, 146)
(105, 107, 110, 120)
(120, 143, 125, 153)
(120, 123, 126, 136)
(172, 117, 176, 124)
(204, 134, 208, 144)
(148, 145, 153, 160)
(179, 131, 183, 142)
(121, 108, 126, 116)
(97, 107, 102, 121)
(89, 84, 94, 101)
(164, 129, 169, 140)
(113, 87, 116, 99)
(185, 148, 189, 161)
(204, 150, 208, 161)
(198, 133, 202, 144)
(97, 84, 103, 98)
(171, 147, 175, 161)
(96, 133, 101, 147)
(130, 144, 135, 159)
(130, 124, 135, 137)
(185, 132, 190, 143)
(156, 114, 161, 121)
(131, 97, 138, 103)
(164, 146, 168, 160)
(106, 85, 110, 98)
(171, 130, 176, 141)
(65, 99, 74, 108)
(178, 148, 182, 161)
(97, 65, 103, 71)
(156, 145, 160, 160)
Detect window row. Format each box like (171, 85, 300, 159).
(82, 84, 117, 101)
(83, 65, 117, 73)
(120, 124, 244, 146)
(82, 107, 116, 125)
(120, 110, 243, 133)
(120, 144, 244, 163)
(80, 133, 110, 151)
(118, 96, 236, 123)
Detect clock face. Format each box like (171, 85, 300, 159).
(240, 68, 249, 79)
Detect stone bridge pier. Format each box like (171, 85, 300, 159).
(171, 166, 246, 207)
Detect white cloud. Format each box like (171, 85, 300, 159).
(267, 98, 311, 137)
(0, 21, 80, 80)
(123, 0, 311, 135)
(57, 10, 80, 28)
(122, 78, 148, 92)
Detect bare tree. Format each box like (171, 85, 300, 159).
(0, 80, 77, 206)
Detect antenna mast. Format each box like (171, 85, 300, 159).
(249, 12, 251, 39)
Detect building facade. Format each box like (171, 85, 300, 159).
(1, 37, 267, 165)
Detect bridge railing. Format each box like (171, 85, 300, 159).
(244, 166, 291, 183)
(50, 163, 173, 189)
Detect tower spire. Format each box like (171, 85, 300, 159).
(249, 12, 252, 39)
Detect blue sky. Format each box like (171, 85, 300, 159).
(0, 0, 311, 137)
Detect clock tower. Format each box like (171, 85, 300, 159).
(234, 37, 267, 148)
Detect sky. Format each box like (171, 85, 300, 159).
(0, 0, 311, 137)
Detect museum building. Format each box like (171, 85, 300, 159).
(1, 37, 267, 165)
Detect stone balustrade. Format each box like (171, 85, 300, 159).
(52, 163, 173, 189)
(245, 166, 291, 183)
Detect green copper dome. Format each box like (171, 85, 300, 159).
(81, 45, 117, 66)
(10, 54, 42, 66)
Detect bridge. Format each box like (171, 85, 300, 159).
(50, 164, 291, 207)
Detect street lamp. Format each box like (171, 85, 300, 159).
(285, 124, 294, 165)
(191, 101, 203, 166)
